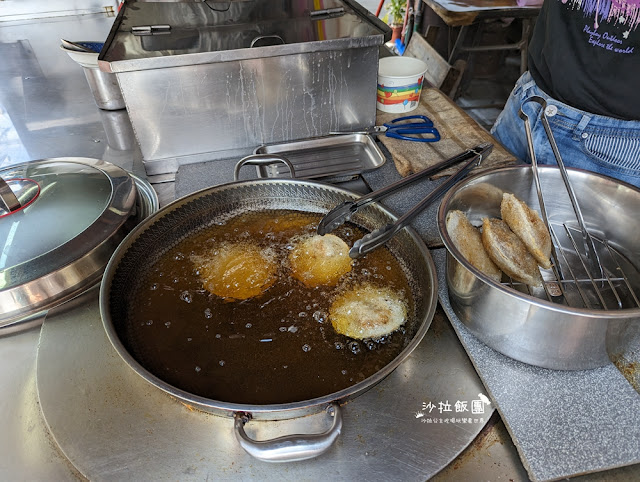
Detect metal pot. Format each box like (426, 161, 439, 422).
(438, 165, 640, 370)
(100, 165, 438, 462)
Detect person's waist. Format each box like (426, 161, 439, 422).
(522, 72, 640, 127)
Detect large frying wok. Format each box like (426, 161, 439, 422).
(100, 158, 438, 462)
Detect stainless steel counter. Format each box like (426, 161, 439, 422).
(1, 10, 637, 482)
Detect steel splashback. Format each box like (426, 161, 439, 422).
(99, 0, 390, 73)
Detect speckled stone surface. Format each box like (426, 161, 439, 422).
(365, 153, 640, 481)
(433, 249, 640, 481)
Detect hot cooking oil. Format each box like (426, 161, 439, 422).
(124, 210, 416, 404)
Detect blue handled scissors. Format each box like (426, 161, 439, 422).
(331, 115, 441, 142)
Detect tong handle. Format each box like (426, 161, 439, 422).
(349, 145, 491, 258)
(519, 96, 602, 278)
(317, 143, 491, 236)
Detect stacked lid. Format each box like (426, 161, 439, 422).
(0, 158, 142, 332)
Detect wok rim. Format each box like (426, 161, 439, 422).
(438, 164, 640, 320)
(100, 177, 438, 418)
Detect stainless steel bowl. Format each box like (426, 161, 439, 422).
(438, 165, 640, 370)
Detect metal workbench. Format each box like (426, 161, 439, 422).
(0, 9, 638, 482)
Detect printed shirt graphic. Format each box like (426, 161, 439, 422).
(528, 0, 640, 120)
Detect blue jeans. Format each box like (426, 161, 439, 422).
(491, 72, 640, 189)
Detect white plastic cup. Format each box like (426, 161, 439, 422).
(376, 57, 428, 114)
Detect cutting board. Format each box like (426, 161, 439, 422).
(377, 88, 516, 178)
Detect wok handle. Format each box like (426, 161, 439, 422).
(233, 403, 342, 463)
(234, 154, 296, 181)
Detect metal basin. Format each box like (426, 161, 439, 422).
(438, 165, 640, 370)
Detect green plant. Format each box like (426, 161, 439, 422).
(383, 0, 407, 26)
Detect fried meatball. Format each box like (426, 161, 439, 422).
(329, 284, 407, 339)
(289, 234, 353, 287)
(193, 242, 277, 301)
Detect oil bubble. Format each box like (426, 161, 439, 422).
(348, 341, 361, 354)
(219, 360, 226, 366)
(204, 308, 212, 319)
(334, 341, 343, 350)
(279, 326, 287, 332)
(195, 366, 202, 373)
(187, 337, 192, 342)
(245, 323, 252, 329)
(313, 311, 326, 323)
(150, 283, 158, 291)
(288, 325, 298, 333)
(180, 291, 192, 303)
(302, 344, 311, 352)
(165, 321, 171, 328)
(215, 333, 221, 339)
(146, 320, 153, 326)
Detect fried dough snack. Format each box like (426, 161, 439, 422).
(482, 218, 543, 287)
(501, 193, 552, 269)
(329, 284, 407, 339)
(446, 210, 502, 283)
(289, 234, 353, 287)
(194, 242, 277, 300)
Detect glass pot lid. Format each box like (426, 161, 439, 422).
(0, 157, 137, 330)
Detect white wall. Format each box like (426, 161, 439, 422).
(0, 0, 119, 22)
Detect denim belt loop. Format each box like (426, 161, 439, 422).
(572, 114, 592, 140)
(521, 78, 537, 95)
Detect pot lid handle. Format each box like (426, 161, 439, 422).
(0, 176, 21, 213)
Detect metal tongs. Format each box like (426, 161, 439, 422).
(518, 96, 602, 280)
(318, 142, 493, 258)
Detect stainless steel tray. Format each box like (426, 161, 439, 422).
(254, 134, 386, 180)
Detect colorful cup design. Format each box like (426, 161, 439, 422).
(376, 57, 428, 114)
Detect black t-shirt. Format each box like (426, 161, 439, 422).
(528, 0, 640, 120)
